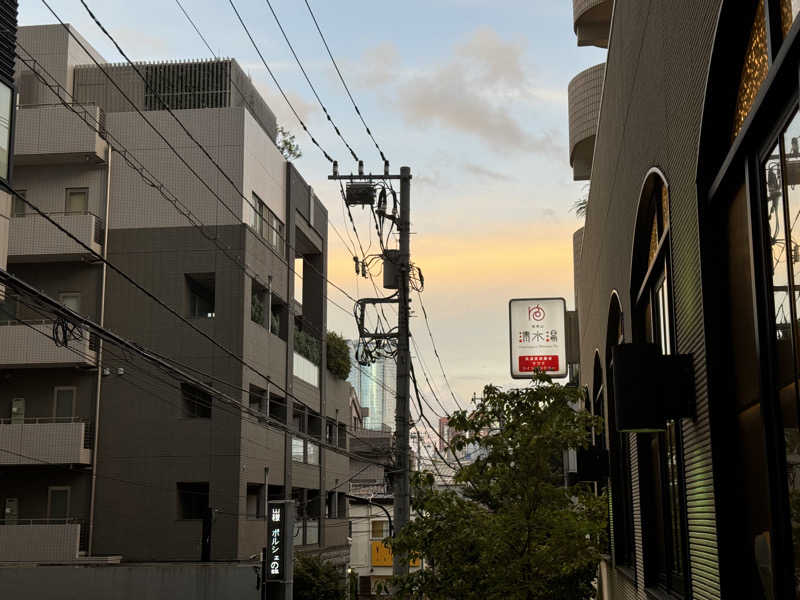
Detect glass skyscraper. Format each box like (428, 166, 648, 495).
(347, 340, 397, 431)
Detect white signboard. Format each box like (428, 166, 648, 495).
(509, 298, 567, 378)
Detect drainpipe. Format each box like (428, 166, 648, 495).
(88, 145, 111, 556)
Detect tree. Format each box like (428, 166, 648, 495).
(327, 331, 352, 380)
(293, 553, 345, 600)
(388, 374, 607, 600)
(277, 125, 302, 161)
(573, 183, 589, 218)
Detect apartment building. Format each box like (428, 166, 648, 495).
(568, 1, 800, 599)
(0, 23, 350, 575)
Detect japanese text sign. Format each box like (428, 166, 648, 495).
(509, 298, 567, 378)
(267, 503, 284, 580)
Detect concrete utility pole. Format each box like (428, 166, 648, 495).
(393, 166, 411, 578)
(329, 164, 413, 580)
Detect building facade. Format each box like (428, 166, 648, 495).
(0, 0, 17, 301)
(347, 340, 396, 431)
(569, 1, 800, 599)
(0, 23, 350, 576)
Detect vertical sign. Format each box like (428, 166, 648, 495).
(509, 298, 567, 378)
(267, 502, 284, 580)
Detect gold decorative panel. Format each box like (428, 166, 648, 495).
(781, 0, 800, 37)
(733, 1, 769, 139)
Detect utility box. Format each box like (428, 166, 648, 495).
(383, 249, 399, 290)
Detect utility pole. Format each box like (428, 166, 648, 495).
(329, 164, 412, 580)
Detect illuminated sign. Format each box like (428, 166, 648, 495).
(509, 298, 567, 378)
(267, 503, 284, 580)
(371, 541, 421, 568)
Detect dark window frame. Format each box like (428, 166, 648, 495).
(177, 482, 209, 520)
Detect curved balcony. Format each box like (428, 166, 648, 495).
(568, 63, 605, 181)
(573, 0, 612, 48)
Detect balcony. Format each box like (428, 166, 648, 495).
(568, 63, 605, 181)
(573, 0, 612, 48)
(9, 211, 104, 262)
(0, 321, 98, 368)
(14, 104, 108, 165)
(0, 519, 82, 562)
(0, 418, 92, 465)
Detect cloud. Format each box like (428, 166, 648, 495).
(357, 28, 563, 156)
(252, 81, 317, 129)
(463, 163, 515, 181)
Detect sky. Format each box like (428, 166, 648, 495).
(19, 0, 606, 414)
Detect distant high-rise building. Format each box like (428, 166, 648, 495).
(347, 340, 396, 431)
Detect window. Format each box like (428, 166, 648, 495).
(12, 190, 25, 217)
(761, 112, 800, 592)
(65, 188, 88, 213)
(251, 192, 284, 254)
(186, 273, 215, 318)
(248, 385, 266, 414)
(338, 423, 347, 449)
(177, 482, 209, 519)
(47, 487, 70, 519)
(326, 419, 336, 445)
(247, 483, 265, 519)
(0, 292, 17, 321)
(631, 175, 686, 594)
(53, 387, 75, 419)
(269, 395, 286, 423)
(181, 383, 211, 418)
(337, 492, 347, 519)
(371, 520, 389, 540)
(307, 442, 319, 465)
(292, 437, 305, 462)
(58, 292, 81, 314)
(251, 279, 267, 328)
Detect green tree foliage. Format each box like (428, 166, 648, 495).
(277, 125, 302, 161)
(293, 553, 344, 600)
(326, 331, 352, 380)
(388, 375, 607, 600)
(294, 328, 321, 365)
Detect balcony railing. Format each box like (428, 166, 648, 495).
(0, 518, 83, 561)
(0, 320, 98, 368)
(0, 417, 92, 465)
(9, 210, 105, 261)
(15, 103, 108, 165)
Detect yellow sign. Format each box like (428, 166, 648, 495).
(370, 541, 421, 567)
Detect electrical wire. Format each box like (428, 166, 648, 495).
(226, 0, 334, 163)
(261, 0, 359, 163)
(303, 0, 388, 164)
(416, 290, 464, 411)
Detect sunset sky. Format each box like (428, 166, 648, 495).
(20, 0, 606, 412)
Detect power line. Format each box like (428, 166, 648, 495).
(226, 0, 334, 164)
(416, 290, 464, 411)
(303, 0, 388, 165)
(262, 0, 359, 163)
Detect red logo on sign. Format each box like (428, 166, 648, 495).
(518, 355, 559, 372)
(528, 305, 545, 321)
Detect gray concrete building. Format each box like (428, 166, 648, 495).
(0, 23, 351, 579)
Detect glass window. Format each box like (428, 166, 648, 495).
(58, 292, 81, 314)
(65, 188, 88, 213)
(251, 279, 267, 328)
(186, 274, 215, 318)
(54, 388, 75, 419)
(632, 176, 686, 594)
(177, 482, 209, 519)
(371, 520, 389, 539)
(0, 83, 12, 182)
(47, 487, 70, 520)
(292, 436, 305, 462)
(12, 191, 25, 217)
(0, 292, 17, 321)
(307, 441, 319, 465)
(181, 383, 211, 418)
